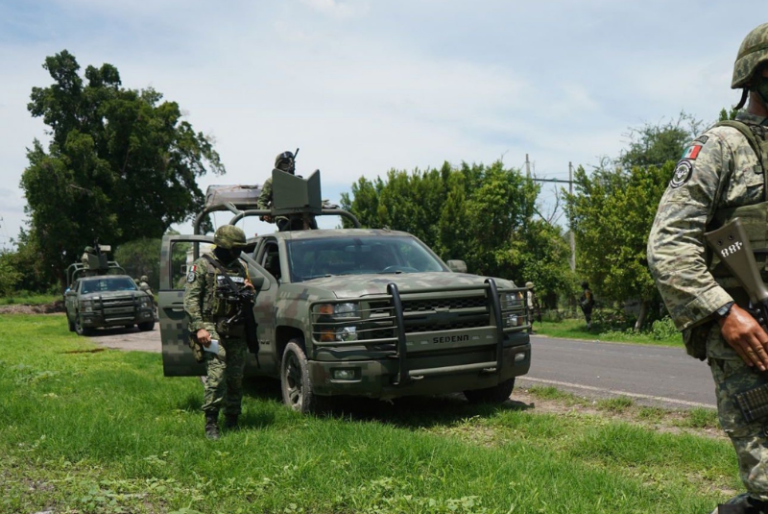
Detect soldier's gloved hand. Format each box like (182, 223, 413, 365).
(196, 328, 212, 347)
(719, 304, 768, 372)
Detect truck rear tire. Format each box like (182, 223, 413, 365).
(138, 321, 155, 331)
(280, 340, 327, 414)
(464, 378, 515, 404)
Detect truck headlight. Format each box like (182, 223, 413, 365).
(316, 302, 360, 318)
(140, 296, 151, 308)
(500, 292, 521, 310)
(505, 313, 519, 327)
(82, 301, 93, 313)
(335, 326, 358, 341)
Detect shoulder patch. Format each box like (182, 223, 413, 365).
(681, 144, 703, 160)
(670, 159, 693, 188)
(187, 265, 197, 283)
(693, 135, 709, 145)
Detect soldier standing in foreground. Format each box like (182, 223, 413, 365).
(525, 282, 541, 328)
(183, 225, 255, 440)
(648, 23, 768, 514)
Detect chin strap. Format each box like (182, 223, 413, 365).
(736, 87, 749, 110)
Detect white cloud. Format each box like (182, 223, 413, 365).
(0, 0, 763, 246)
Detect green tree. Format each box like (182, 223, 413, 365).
(619, 112, 702, 169)
(20, 50, 224, 289)
(341, 160, 574, 303)
(114, 238, 161, 291)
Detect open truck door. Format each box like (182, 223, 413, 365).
(159, 235, 213, 377)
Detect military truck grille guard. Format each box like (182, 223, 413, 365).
(310, 279, 529, 385)
(97, 297, 139, 322)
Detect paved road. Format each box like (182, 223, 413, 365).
(89, 328, 718, 409)
(517, 335, 717, 409)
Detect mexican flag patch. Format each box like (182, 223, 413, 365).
(681, 144, 702, 160)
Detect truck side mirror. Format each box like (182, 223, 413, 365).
(447, 260, 467, 273)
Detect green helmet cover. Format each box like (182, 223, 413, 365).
(525, 281, 534, 288)
(732, 22, 768, 89)
(213, 225, 250, 250)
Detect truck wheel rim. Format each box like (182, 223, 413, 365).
(285, 352, 303, 408)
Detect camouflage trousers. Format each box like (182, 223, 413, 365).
(202, 338, 247, 417)
(709, 331, 768, 501)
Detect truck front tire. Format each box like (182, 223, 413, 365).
(280, 340, 327, 414)
(138, 321, 155, 331)
(464, 378, 515, 404)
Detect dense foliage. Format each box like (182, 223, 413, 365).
(19, 50, 224, 289)
(341, 161, 576, 306)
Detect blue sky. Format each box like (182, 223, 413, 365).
(0, 0, 760, 247)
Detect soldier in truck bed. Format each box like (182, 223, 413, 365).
(258, 150, 318, 231)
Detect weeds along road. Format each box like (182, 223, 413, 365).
(90, 327, 717, 410)
(519, 335, 716, 409)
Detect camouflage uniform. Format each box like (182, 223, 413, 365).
(183, 226, 253, 438)
(258, 151, 318, 231)
(648, 52, 768, 508)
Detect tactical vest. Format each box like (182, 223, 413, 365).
(706, 120, 768, 299)
(201, 258, 248, 338)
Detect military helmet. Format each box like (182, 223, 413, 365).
(525, 281, 534, 288)
(140, 275, 148, 282)
(274, 151, 296, 174)
(732, 23, 768, 89)
(84, 246, 94, 253)
(213, 225, 253, 250)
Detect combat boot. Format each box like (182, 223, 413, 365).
(713, 494, 768, 513)
(224, 414, 239, 430)
(204, 412, 220, 440)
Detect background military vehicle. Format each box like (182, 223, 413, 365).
(160, 172, 531, 412)
(64, 244, 155, 336)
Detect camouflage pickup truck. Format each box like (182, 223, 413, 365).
(64, 247, 155, 336)
(160, 173, 531, 412)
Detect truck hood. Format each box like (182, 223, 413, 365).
(298, 272, 517, 299)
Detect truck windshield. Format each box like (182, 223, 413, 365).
(81, 277, 138, 294)
(286, 236, 448, 282)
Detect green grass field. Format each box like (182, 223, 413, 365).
(0, 314, 735, 513)
(0, 293, 59, 306)
(532, 319, 683, 347)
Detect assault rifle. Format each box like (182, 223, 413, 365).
(704, 217, 768, 329)
(704, 217, 768, 423)
(204, 255, 260, 358)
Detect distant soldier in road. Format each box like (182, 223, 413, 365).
(648, 23, 768, 514)
(525, 281, 541, 328)
(183, 225, 255, 440)
(138, 275, 152, 295)
(578, 282, 594, 329)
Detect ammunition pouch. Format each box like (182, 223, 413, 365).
(735, 382, 768, 423)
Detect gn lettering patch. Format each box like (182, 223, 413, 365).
(670, 160, 693, 188)
(187, 272, 196, 283)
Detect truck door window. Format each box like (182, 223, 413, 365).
(170, 241, 208, 290)
(261, 243, 281, 281)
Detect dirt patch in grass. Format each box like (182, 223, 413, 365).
(0, 301, 65, 315)
(514, 387, 725, 440)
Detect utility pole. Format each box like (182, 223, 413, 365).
(525, 154, 531, 178)
(568, 162, 575, 272)
(526, 158, 576, 272)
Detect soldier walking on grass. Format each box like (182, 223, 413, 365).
(183, 225, 255, 440)
(648, 23, 768, 514)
